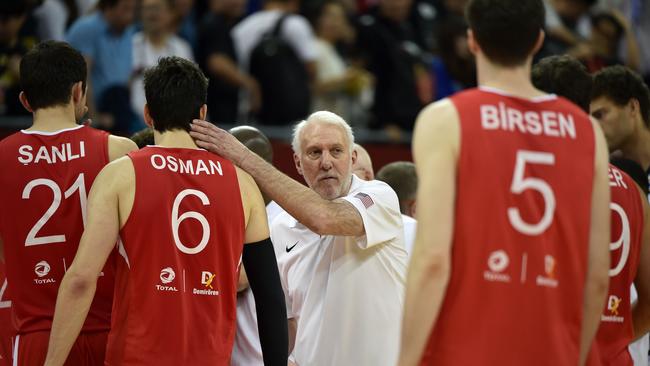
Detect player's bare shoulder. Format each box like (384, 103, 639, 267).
(108, 135, 138, 162)
(413, 99, 461, 157)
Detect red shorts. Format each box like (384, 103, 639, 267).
(13, 330, 108, 366)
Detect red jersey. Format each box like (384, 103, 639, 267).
(107, 147, 245, 366)
(594, 165, 644, 366)
(0, 125, 115, 334)
(0, 260, 13, 366)
(420, 88, 596, 365)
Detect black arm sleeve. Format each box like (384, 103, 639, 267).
(242, 237, 288, 366)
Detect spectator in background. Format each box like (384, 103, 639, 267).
(172, 0, 198, 49)
(0, 0, 37, 116)
(544, 0, 596, 53)
(356, 0, 429, 137)
(571, 10, 641, 72)
(376, 161, 417, 256)
(66, 0, 136, 133)
(311, 0, 372, 124)
(232, 0, 318, 125)
(33, 0, 79, 41)
(197, 0, 259, 124)
(430, 15, 475, 100)
(130, 0, 193, 131)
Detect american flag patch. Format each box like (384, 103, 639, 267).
(354, 192, 374, 209)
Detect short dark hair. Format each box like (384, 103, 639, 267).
(466, 0, 545, 66)
(532, 55, 592, 113)
(130, 127, 155, 148)
(20, 40, 87, 111)
(143, 57, 208, 133)
(376, 161, 417, 215)
(592, 65, 650, 127)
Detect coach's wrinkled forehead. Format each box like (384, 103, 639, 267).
(291, 111, 355, 154)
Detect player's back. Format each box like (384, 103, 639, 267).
(594, 165, 644, 366)
(108, 146, 245, 366)
(0, 125, 114, 334)
(420, 87, 597, 365)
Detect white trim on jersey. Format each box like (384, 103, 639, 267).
(479, 86, 558, 102)
(20, 125, 85, 136)
(12, 335, 19, 366)
(117, 237, 130, 268)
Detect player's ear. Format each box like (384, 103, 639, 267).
(294, 153, 303, 176)
(143, 104, 154, 128)
(19, 91, 33, 113)
(467, 29, 480, 57)
(71, 81, 83, 103)
(199, 104, 207, 121)
(351, 148, 357, 166)
(532, 30, 545, 55)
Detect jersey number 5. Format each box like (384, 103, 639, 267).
(22, 174, 87, 246)
(508, 150, 556, 236)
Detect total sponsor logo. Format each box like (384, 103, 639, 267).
(602, 295, 624, 323)
(33, 260, 56, 285)
(155, 267, 179, 292)
(483, 250, 511, 283)
(193, 271, 219, 296)
(536, 255, 559, 288)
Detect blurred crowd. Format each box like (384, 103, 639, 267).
(0, 0, 648, 137)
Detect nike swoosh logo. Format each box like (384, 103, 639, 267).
(286, 241, 299, 253)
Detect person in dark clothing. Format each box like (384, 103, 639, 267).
(355, 0, 428, 134)
(197, 0, 260, 124)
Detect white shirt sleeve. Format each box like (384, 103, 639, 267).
(341, 180, 404, 249)
(281, 15, 319, 63)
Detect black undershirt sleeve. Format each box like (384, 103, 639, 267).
(242, 237, 288, 366)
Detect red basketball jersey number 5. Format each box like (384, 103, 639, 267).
(172, 189, 211, 255)
(508, 150, 556, 236)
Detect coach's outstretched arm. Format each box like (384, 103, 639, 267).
(237, 168, 289, 365)
(44, 160, 131, 366)
(633, 186, 650, 340)
(397, 101, 458, 366)
(190, 120, 365, 237)
(580, 121, 611, 365)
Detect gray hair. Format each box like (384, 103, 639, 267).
(291, 111, 355, 154)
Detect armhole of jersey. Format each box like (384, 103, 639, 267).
(232, 165, 246, 237)
(119, 155, 139, 234)
(102, 131, 110, 165)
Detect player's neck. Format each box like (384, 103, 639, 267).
(477, 57, 545, 99)
(621, 127, 650, 171)
(29, 105, 78, 132)
(154, 129, 200, 149)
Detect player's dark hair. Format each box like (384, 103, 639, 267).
(465, 0, 545, 66)
(532, 55, 592, 113)
(592, 65, 650, 128)
(376, 161, 417, 215)
(144, 57, 208, 133)
(20, 40, 87, 111)
(130, 128, 155, 148)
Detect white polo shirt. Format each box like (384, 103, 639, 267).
(402, 214, 417, 257)
(271, 175, 407, 366)
(231, 201, 285, 366)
